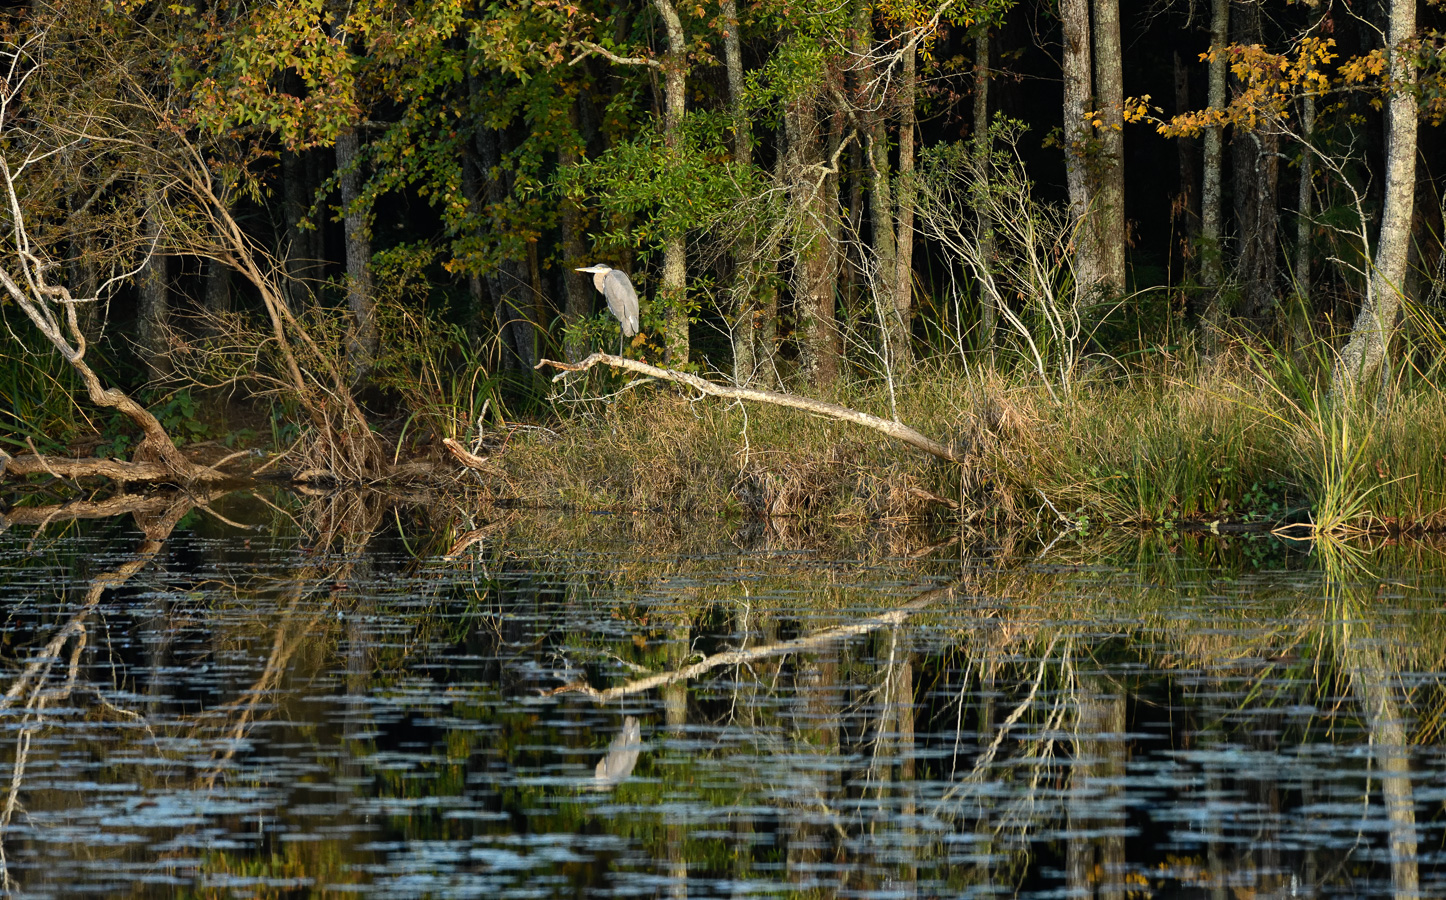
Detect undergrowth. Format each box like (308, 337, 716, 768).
(490, 340, 1446, 531)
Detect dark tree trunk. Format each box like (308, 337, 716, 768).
(138, 191, 170, 384)
(476, 123, 536, 371)
(559, 117, 593, 361)
(1173, 49, 1199, 285)
(281, 149, 308, 305)
(1231, 0, 1280, 323)
(336, 128, 377, 384)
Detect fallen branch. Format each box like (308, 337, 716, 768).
(537, 353, 966, 464)
(1, 450, 197, 484)
(546, 582, 955, 701)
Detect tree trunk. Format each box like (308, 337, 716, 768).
(1173, 49, 1198, 285)
(787, 93, 840, 390)
(1223, 0, 1280, 325)
(722, 0, 750, 170)
(975, 28, 997, 350)
(336, 128, 377, 385)
(476, 122, 537, 372)
(890, 40, 917, 372)
(1334, 0, 1418, 395)
(1232, 126, 1280, 321)
(655, 0, 690, 366)
(1199, 0, 1229, 294)
(281, 148, 312, 307)
(722, 0, 760, 383)
(868, 96, 899, 371)
(203, 256, 230, 321)
(1060, 0, 1097, 296)
(137, 190, 170, 384)
(1294, 91, 1315, 304)
(1092, 0, 1126, 295)
(560, 110, 593, 362)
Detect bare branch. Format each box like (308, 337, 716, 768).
(537, 353, 967, 464)
(569, 40, 663, 69)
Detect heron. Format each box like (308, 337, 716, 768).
(576, 264, 639, 355)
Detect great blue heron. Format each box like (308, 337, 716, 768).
(576, 264, 639, 354)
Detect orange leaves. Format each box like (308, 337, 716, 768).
(1160, 38, 1339, 137)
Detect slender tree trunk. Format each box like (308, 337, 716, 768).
(868, 98, 899, 371)
(723, 0, 750, 170)
(890, 40, 917, 372)
(1061, 0, 1098, 296)
(1295, 91, 1315, 304)
(1233, 126, 1280, 321)
(753, 149, 785, 390)
(65, 242, 99, 340)
(1335, 0, 1418, 394)
(655, 0, 690, 366)
(336, 128, 377, 384)
(138, 189, 170, 384)
(1092, 0, 1126, 295)
(722, 0, 760, 383)
(1200, 0, 1229, 295)
(974, 28, 997, 350)
(1231, 0, 1280, 326)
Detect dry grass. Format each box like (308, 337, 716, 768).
(477, 346, 1446, 530)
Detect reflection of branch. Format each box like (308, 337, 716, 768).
(0, 494, 195, 891)
(0, 489, 227, 527)
(538, 353, 965, 464)
(547, 583, 956, 701)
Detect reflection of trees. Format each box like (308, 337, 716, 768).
(0, 489, 394, 893)
(3, 502, 1445, 897)
(1323, 541, 1420, 900)
(0, 492, 201, 891)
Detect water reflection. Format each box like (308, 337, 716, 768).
(594, 717, 642, 789)
(0, 493, 1443, 897)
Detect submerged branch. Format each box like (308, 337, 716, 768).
(537, 353, 966, 464)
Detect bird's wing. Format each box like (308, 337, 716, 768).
(604, 270, 640, 336)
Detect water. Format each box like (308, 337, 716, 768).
(1, 491, 1443, 898)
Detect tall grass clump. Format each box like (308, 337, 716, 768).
(1232, 340, 1386, 534)
(0, 329, 87, 454)
(372, 307, 506, 453)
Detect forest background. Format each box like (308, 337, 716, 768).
(1, 0, 1444, 533)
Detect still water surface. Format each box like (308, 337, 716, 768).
(1, 491, 1443, 897)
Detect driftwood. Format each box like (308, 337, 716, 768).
(536, 353, 966, 465)
(547, 582, 954, 701)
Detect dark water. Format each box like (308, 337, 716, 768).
(1, 491, 1444, 898)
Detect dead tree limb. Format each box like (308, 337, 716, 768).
(0, 37, 223, 484)
(537, 353, 966, 464)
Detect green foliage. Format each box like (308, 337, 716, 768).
(558, 113, 763, 252)
(144, 388, 215, 446)
(180, 0, 359, 149)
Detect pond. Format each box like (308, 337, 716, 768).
(0, 490, 1442, 898)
